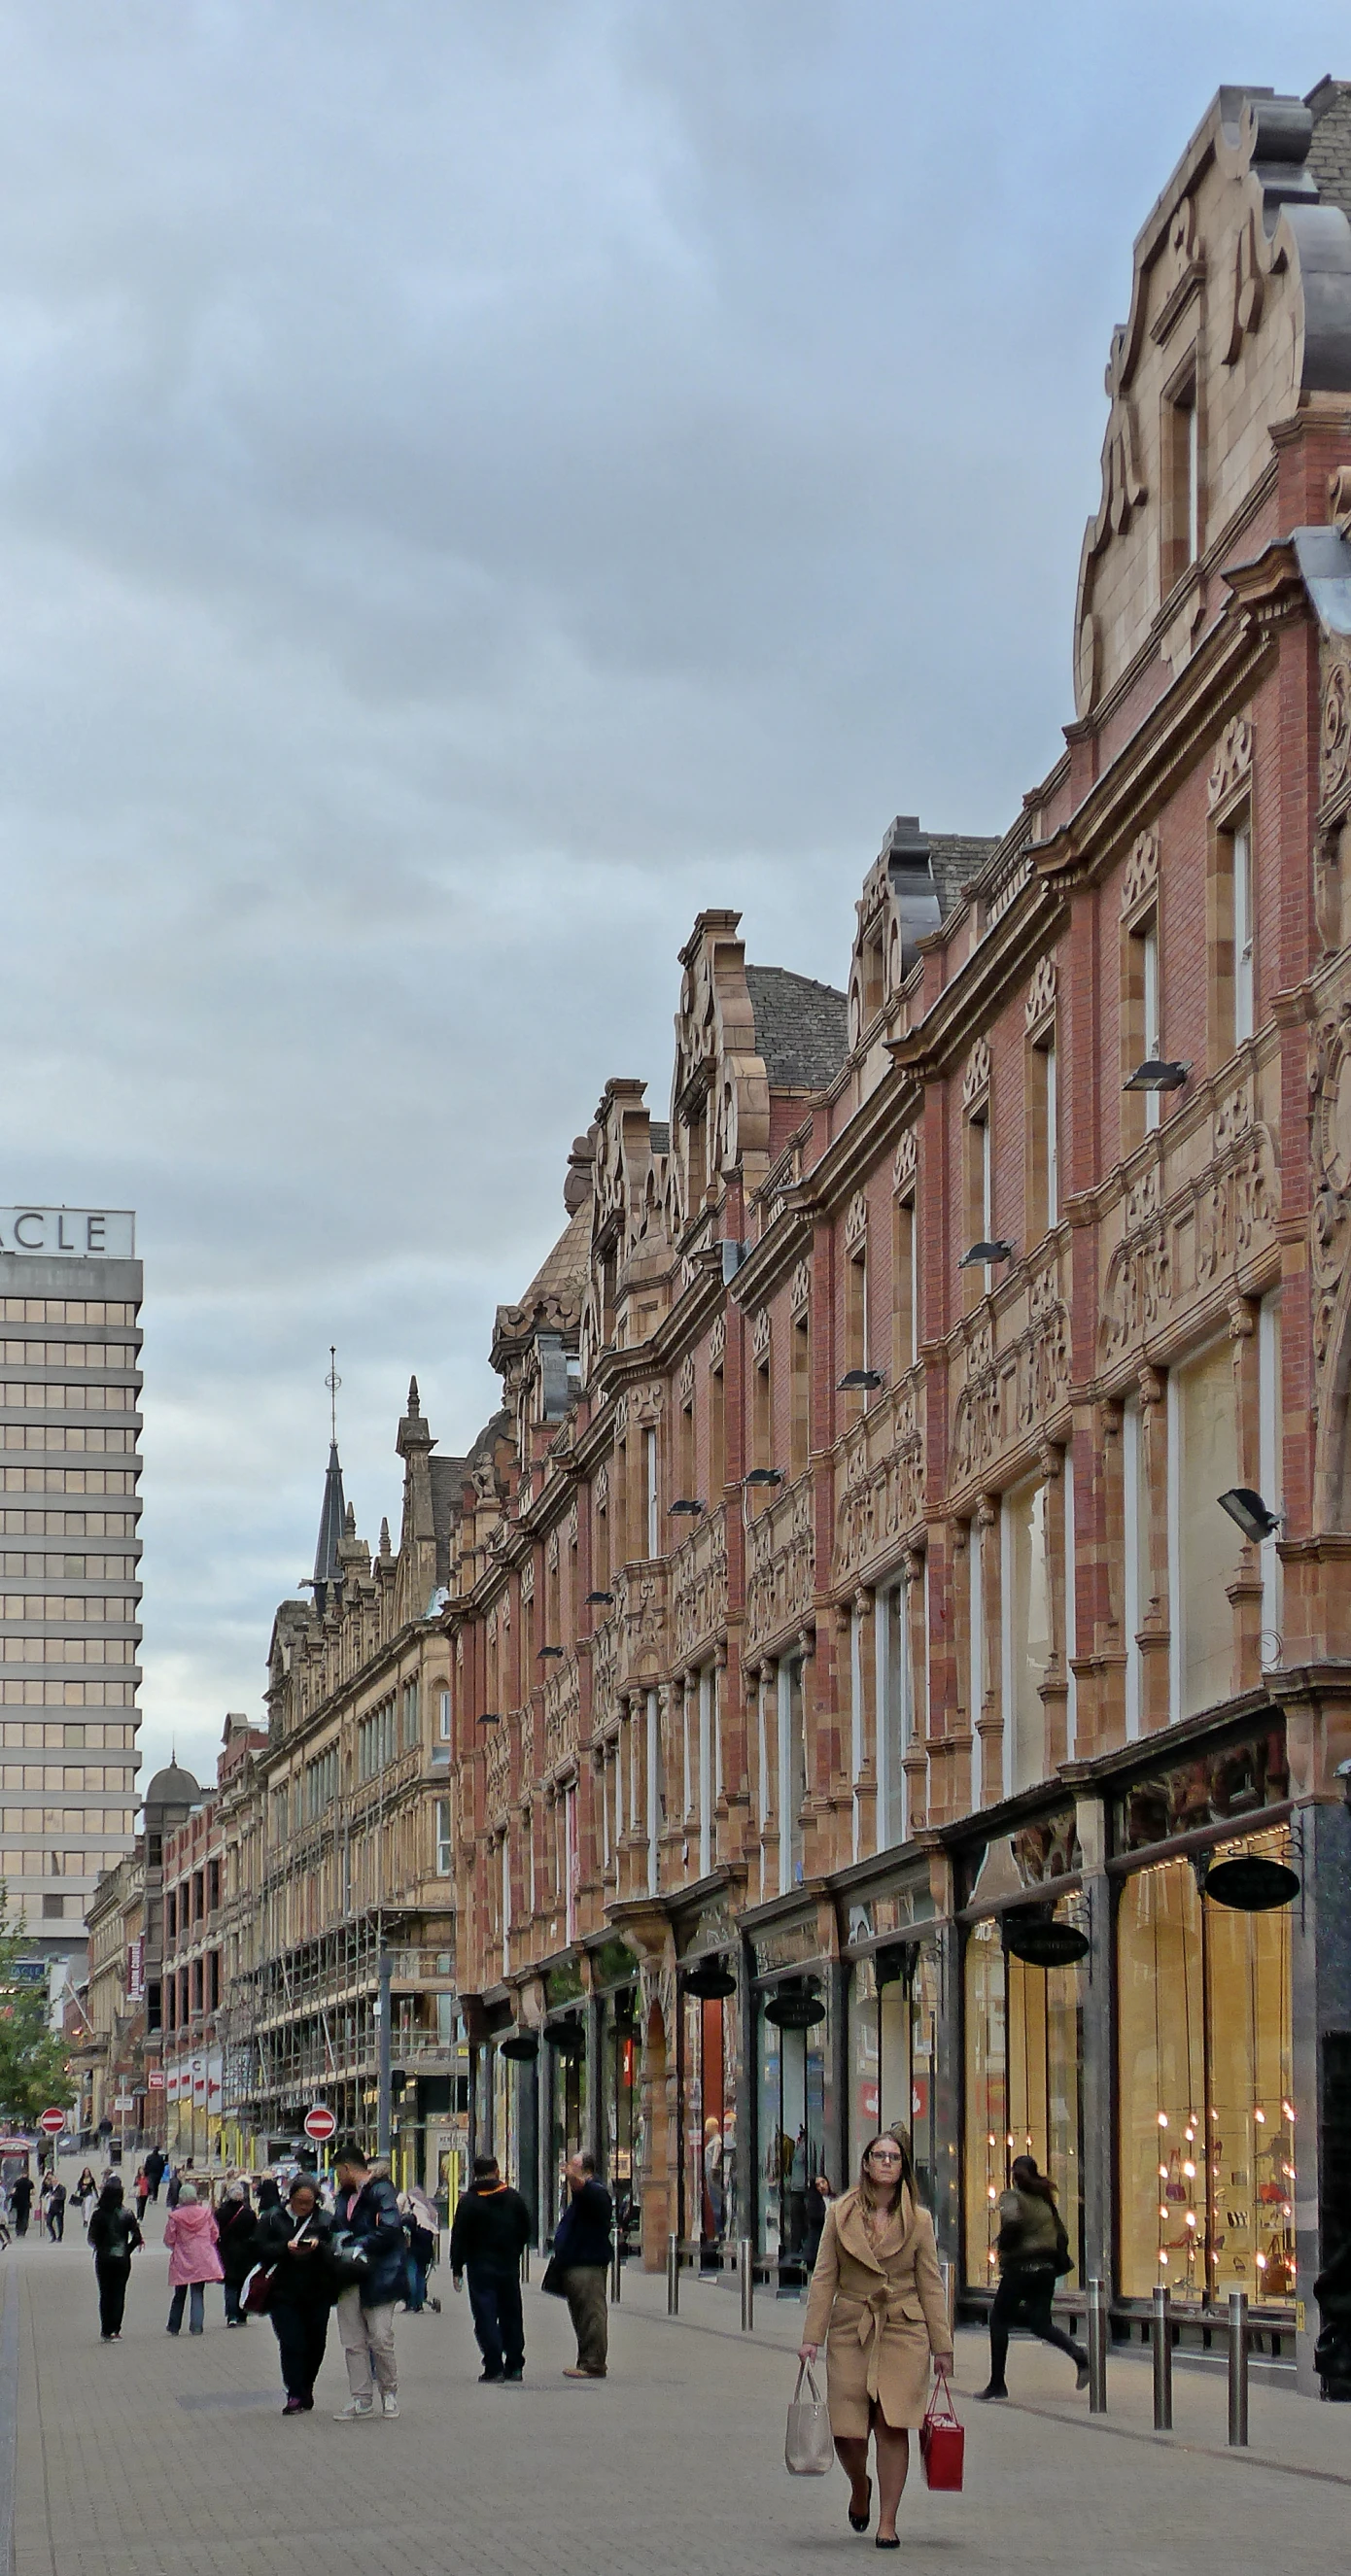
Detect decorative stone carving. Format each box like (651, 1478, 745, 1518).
(790, 1258, 812, 1314)
(594, 1460, 609, 1513)
(952, 1288, 1070, 1485)
(962, 1037, 991, 1109)
(677, 1351, 696, 1404)
(672, 1506, 729, 1663)
(633, 1380, 664, 1425)
(614, 1394, 629, 1439)
(520, 1560, 535, 1604)
(832, 1379, 926, 1581)
(709, 1314, 726, 1368)
(1024, 955, 1057, 1032)
(1099, 1076, 1277, 1361)
(1310, 1004, 1351, 1384)
(845, 1189, 868, 1247)
(1208, 714, 1254, 811)
(1120, 827, 1159, 918)
(546, 1528, 560, 1574)
(745, 1475, 816, 1655)
(1321, 649, 1351, 811)
(893, 1129, 918, 1194)
(752, 1306, 772, 1360)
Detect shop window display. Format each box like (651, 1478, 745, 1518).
(963, 1910, 1085, 2289)
(848, 1945, 939, 2205)
(605, 1994, 641, 2254)
(1116, 1824, 1295, 2307)
(757, 1982, 830, 2284)
(545, 2025, 587, 2232)
(679, 1985, 739, 2264)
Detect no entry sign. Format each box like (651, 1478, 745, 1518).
(38, 2107, 66, 2135)
(303, 2104, 336, 2143)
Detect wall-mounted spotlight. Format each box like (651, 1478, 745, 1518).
(537, 1644, 565, 1660)
(958, 1239, 1015, 1269)
(669, 1497, 705, 1516)
(838, 1367, 884, 1392)
(476, 1712, 502, 1727)
(743, 1468, 784, 1488)
(1124, 1057, 1190, 1092)
(585, 1590, 614, 1606)
(1217, 1487, 1283, 1544)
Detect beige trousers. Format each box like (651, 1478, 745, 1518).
(335, 2286, 397, 2400)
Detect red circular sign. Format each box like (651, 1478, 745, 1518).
(38, 2107, 66, 2135)
(303, 2104, 336, 2142)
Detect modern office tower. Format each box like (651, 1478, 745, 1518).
(0, 1207, 142, 1979)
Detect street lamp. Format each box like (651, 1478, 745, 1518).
(1124, 1058, 1191, 1093)
(669, 1498, 705, 1516)
(959, 1239, 1015, 1269)
(1217, 1488, 1283, 1543)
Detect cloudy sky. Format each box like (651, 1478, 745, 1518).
(0, 2, 1341, 1792)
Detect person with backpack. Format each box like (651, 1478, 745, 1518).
(978, 2153, 1089, 2400)
(87, 2179, 144, 2340)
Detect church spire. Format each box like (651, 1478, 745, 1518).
(313, 1347, 345, 1612)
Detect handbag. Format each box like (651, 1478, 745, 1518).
(918, 2380, 964, 2492)
(241, 2260, 276, 2317)
(326, 2226, 370, 2292)
(539, 2257, 567, 2297)
(784, 2360, 834, 2476)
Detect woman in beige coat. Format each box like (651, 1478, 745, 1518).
(798, 2133, 953, 2547)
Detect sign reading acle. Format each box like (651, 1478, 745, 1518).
(0, 1207, 136, 1258)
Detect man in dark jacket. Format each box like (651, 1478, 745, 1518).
(450, 2154, 530, 2384)
(143, 2147, 166, 2203)
(10, 2172, 33, 2237)
(330, 2138, 405, 2420)
(552, 2151, 612, 2380)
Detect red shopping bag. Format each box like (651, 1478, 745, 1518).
(918, 2380, 964, 2491)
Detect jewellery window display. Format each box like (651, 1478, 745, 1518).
(848, 1945, 940, 2205)
(545, 2025, 587, 2233)
(756, 1983, 831, 2284)
(679, 1984, 739, 2265)
(605, 1992, 641, 2256)
(962, 1910, 1086, 2289)
(1116, 1825, 1295, 2307)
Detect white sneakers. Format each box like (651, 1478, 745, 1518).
(381, 2391, 399, 2418)
(332, 2392, 398, 2420)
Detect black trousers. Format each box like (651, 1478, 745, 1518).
(467, 2266, 524, 2376)
(988, 2266, 1086, 2387)
(95, 2255, 129, 2337)
(271, 2301, 330, 2401)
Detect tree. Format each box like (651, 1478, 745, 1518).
(0, 1882, 74, 2127)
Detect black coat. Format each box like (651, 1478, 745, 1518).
(256, 2206, 335, 2310)
(216, 2199, 260, 2284)
(333, 2175, 406, 2306)
(552, 2180, 613, 2272)
(449, 2181, 531, 2277)
(87, 2201, 143, 2262)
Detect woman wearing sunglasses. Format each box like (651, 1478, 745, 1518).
(798, 2130, 953, 2548)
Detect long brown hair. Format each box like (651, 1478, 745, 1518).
(857, 2130, 917, 2218)
(1011, 2153, 1057, 2206)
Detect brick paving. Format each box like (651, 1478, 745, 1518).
(3, 2207, 1347, 2576)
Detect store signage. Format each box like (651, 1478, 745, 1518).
(1003, 1917, 1091, 1968)
(113, 2097, 134, 2112)
(500, 2032, 538, 2062)
(0, 1207, 135, 1258)
(146, 2069, 164, 2090)
(0, 2134, 30, 2153)
(681, 1960, 736, 2000)
(764, 1986, 826, 2030)
(10, 1960, 46, 1986)
(1204, 1855, 1300, 1912)
(127, 1937, 145, 2002)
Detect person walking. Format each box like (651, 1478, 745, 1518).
(257, 2177, 335, 2414)
(10, 2172, 33, 2238)
(134, 2168, 152, 2226)
(163, 2182, 224, 2335)
(143, 2146, 165, 2204)
(217, 2181, 259, 2327)
(449, 2153, 530, 2385)
(165, 2163, 182, 2211)
(72, 2168, 99, 2233)
(979, 2154, 1088, 2402)
(551, 2151, 612, 2381)
(87, 2179, 143, 2340)
(805, 2173, 835, 2271)
(330, 2137, 405, 2420)
(798, 2132, 953, 2550)
(46, 2180, 67, 2242)
(398, 2188, 440, 2315)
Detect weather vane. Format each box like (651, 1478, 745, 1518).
(326, 1345, 341, 1444)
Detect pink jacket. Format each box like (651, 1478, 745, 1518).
(163, 2201, 224, 2286)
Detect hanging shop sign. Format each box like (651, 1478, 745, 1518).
(1002, 1910, 1091, 1968)
(763, 1981, 826, 2031)
(681, 1959, 737, 2001)
(543, 2019, 584, 2056)
(1203, 1855, 1300, 1912)
(499, 2031, 539, 2062)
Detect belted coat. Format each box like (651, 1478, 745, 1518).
(801, 2186, 953, 2435)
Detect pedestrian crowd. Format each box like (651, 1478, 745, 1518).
(3, 2112, 1126, 2539)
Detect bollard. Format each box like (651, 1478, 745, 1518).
(1228, 2290, 1249, 2448)
(938, 2258, 954, 2332)
(1087, 2278, 1108, 2415)
(740, 2236, 754, 2332)
(666, 2232, 679, 2317)
(521, 2244, 531, 2284)
(1151, 2284, 1172, 2431)
(611, 2238, 622, 2304)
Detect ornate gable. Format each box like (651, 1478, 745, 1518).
(670, 911, 772, 1228)
(1074, 86, 1351, 718)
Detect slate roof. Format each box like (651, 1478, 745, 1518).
(745, 963, 849, 1091)
(1308, 77, 1351, 220)
(927, 832, 1003, 916)
(649, 1120, 671, 1155)
(514, 1199, 592, 1315)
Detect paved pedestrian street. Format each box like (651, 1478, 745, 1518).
(3, 2217, 1345, 2576)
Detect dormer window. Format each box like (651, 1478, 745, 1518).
(1162, 355, 1202, 593)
